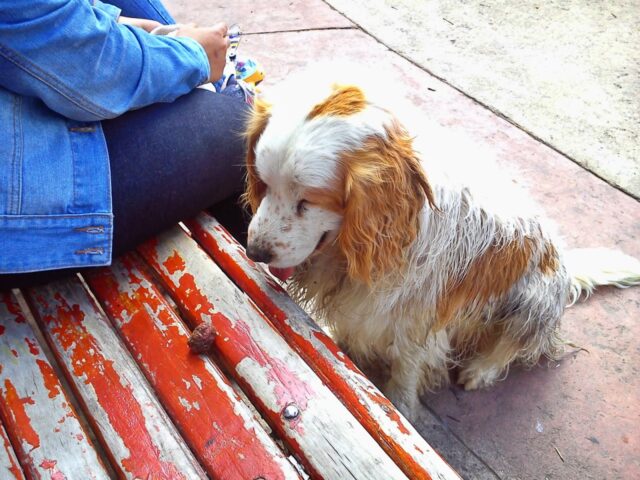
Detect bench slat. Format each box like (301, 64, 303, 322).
(139, 226, 409, 480)
(186, 213, 462, 480)
(1, 418, 26, 480)
(24, 280, 207, 480)
(84, 254, 302, 480)
(0, 292, 109, 480)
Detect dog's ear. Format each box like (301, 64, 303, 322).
(338, 121, 436, 284)
(242, 99, 271, 213)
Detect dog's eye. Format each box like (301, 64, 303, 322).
(296, 200, 308, 216)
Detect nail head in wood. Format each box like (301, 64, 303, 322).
(282, 403, 300, 420)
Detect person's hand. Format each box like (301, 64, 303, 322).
(118, 16, 162, 33)
(175, 23, 230, 83)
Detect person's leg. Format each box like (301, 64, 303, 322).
(0, 89, 249, 290)
(108, 0, 175, 24)
(105, 88, 249, 256)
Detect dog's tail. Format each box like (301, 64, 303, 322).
(565, 248, 640, 306)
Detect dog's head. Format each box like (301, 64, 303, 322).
(243, 80, 436, 284)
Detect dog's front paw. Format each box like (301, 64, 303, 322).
(457, 365, 500, 391)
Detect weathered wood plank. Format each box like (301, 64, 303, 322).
(84, 254, 302, 480)
(138, 226, 409, 480)
(0, 292, 109, 480)
(0, 420, 26, 480)
(23, 279, 207, 480)
(185, 213, 462, 480)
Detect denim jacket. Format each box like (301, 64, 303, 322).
(0, 0, 210, 273)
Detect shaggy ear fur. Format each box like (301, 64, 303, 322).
(242, 98, 271, 213)
(307, 84, 367, 119)
(338, 120, 436, 284)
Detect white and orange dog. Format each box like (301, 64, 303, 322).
(242, 72, 640, 419)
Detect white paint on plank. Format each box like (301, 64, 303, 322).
(152, 227, 409, 480)
(194, 214, 461, 479)
(0, 294, 110, 480)
(0, 422, 25, 480)
(98, 259, 302, 480)
(197, 356, 301, 479)
(25, 281, 207, 480)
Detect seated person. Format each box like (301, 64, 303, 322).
(0, 0, 250, 289)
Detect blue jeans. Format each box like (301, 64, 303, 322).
(0, 1, 249, 289)
(110, 0, 176, 24)
(105, 89, 249, 255)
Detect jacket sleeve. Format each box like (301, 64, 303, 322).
(92, 0, 122, 20)
(0, 0, 210, 121)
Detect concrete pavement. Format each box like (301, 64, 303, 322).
(164, 1, 640, 478)
(326, 0, 640, 200)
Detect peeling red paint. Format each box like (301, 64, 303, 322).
(365, 390, 410, 435)
(2, 379, 40, 449)
(147, 245, 315, 415)
(236, 315, 313, 420)
(1, 293, 110, 479)
(25, 337, 40, 356)
(40, 458, 57, 469)
(2, 294, 26, 323)
(312, 330, 347, 361)
(139, 236, 318, 477)
(163, 250, 186, 275)
(126, 269, 143, 285)
(28, 286, 190, 480)
(138, 220, 460, 479)
(212, 224, 236, 244)
(204, 223, 287, 295)
(36, 359, 62, 399)
(184, 214, 448, 480)
(0, 424, 25, 480)
(85, 255, 301, 480)
(40, 459, 66, 480)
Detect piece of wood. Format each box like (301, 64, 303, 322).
(23, 279, 207, 480)
(84, 254, 302, 480)
(186, 213, 462, 480)
(0, 419, 26, 480)
(0, 291, 109, 480)
(138, 226, 409, 480)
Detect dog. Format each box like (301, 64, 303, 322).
(242, 71, 640, 419)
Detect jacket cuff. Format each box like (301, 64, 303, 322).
(172, 37, 211, 85)
(92, 1, 122, 21)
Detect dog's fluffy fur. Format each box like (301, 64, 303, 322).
(243, 70, 640, 419)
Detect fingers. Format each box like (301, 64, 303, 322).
(212, 22, 229, 37)
(210, 22, 230, 48)
(140, 19, 162, 33)
(170, 22, 231, 83)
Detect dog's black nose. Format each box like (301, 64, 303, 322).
(246, 244, 274, 264)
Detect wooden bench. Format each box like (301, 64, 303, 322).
(0, 212, 460, 479)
